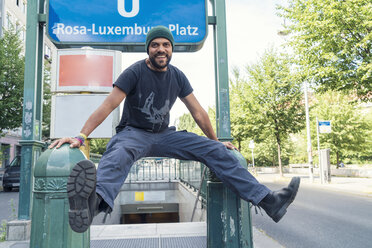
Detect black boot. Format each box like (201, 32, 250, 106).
(258, 177, 300, 223)
(67, 160, 100, 233)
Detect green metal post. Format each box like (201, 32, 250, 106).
(30, 144, 90, 247)
(210, 0, 232, 142)
(207, 150, 254, 248)
(207, 182, 224, 247)
(207, 0, 254, 247)
(18, 0, 46, 220)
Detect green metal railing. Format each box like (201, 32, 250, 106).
(89, 155, 208, 206)
(90, 153, 102, 164)
(179, 160, 207, 206)
(123, 158, 207, 207)
(126, 157, 179, 182)
(126, 158, 207, 201)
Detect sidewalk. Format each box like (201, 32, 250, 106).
(0, 222, 283, 248)
(256, 172, 372, 197)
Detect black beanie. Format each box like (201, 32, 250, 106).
(145, 26, 174, 54)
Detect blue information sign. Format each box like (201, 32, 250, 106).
(47, 0, 208, 52)
(318, 120, 332, 133)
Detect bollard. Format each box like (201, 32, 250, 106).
(207, 149, 253, 248)
(30, 144, 90, 248)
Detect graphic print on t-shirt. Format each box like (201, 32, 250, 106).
(137, 91, 170, 130)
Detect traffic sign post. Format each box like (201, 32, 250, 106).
(19, 0, 46, 221)
(304, 81, 314, 183)
(316, 118, 332, 184)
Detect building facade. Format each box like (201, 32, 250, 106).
(0, 0, 27, 167)
(0, 0, 55, 168)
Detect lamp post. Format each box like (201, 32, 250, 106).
(249, 140, 255, 174)
(278, 24, 314, 182)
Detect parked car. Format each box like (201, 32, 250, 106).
(3, 155, 20, 192)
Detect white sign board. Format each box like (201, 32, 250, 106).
(50, 94, 120, 138)
(318, 120, 332, 134)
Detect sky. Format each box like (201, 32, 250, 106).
(121, 0, 286, 126)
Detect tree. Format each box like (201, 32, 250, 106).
(90, 139, 110, 155)
(233, 49, 305, 175)
(0, 28, 25, 133)
(230, 68, 253, 151)
(42, 60, 52, 139)
(177, 107, 216, 137)
(177, 112, 201, 135)
(278, 0, 372, 100)
(246, 136, 293, 167)
(311, 91, 371, 165)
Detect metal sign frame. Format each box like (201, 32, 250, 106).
(52, 48, 122, 93)
(46, 0, 208, 52)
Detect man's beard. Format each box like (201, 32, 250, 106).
(149, 53, 172, 70)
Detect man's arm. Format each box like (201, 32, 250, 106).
(49, 86, 127, 148)
(181, 93, 237, 150)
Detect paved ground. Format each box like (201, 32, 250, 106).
(1, 172, 371, 247)
(0, 222, 283, 248)
(253, 174, 372, 248)
(256, 172, 372, 198)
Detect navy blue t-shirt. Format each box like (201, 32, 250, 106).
(114, 59, 193, 133)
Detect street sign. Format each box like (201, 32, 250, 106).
(318, 120, 332, 133)
(47, 0, 208, 52)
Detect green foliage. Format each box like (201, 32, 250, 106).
(230, 68, 254, 150)
(288, 131, 308, 164)
(0, 220, 6, 241)
(278, 0, 372, 100)
(311, 91, 372, 165)
(0, 27, 25, 133)
(42, 61, 52, 139)
(177, 107, 216, 136)
(90, 139, 110, 155)
(240, 136, 292, 167)
(177, 112, 202, 135)
(230, 48, 305, 172)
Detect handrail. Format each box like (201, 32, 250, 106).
(89, 156, 208, 206)
(190, 166, 207, 221)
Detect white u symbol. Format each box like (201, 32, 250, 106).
(118, 0, 140, 18)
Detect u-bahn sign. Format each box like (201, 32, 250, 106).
(47, 0, 208, 52)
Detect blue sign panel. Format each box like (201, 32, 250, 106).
(318, 121, 331, 127)
(318, 120, 332, 133)
(47, 0, 208, 52)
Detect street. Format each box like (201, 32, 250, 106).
(252, 182, 372, 248)
(0, 190, 19, 223)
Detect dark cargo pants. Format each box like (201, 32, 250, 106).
(96, 126, 270, 210)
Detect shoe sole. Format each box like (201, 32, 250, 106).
(67, 160, 96, 233)
(272, 177, 301, 223)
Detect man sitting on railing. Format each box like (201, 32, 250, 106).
(49, 26, 300, 233)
